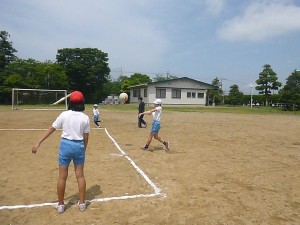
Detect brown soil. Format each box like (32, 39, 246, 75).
(0, 107, 299, 225)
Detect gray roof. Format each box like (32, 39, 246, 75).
(128, 77, 218, 89)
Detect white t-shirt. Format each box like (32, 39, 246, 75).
(52, 110, 90, 140)
(93, 108, 100, 116)
(152, 106, 162, 121)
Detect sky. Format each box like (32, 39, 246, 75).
(1, 0, 300, 94)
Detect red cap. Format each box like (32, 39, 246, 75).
(70, 91, 84, 102)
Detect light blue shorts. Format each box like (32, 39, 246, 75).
(58, 138, 85, 166)
(150, 121, 161, 134)
(93, 115, 99, 122)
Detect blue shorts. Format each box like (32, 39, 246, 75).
(150, 121, 161, 134)
(93, 115, 99, 122)
(58, 138, 85, 166)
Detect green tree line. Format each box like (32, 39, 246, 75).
(208, 65, 300, 110)
(1, 30, 299, 109)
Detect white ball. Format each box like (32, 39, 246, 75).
(119, 93, 128, 102)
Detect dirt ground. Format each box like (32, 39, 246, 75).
(0, 106, 299, 225)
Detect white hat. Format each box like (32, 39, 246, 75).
(94, 104, 97, 107)
(153, 99, 162, 105)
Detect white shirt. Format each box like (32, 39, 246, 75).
(152, 106, 162, 121)
(93, 108, 100, 116)
(52, 110, 90, 140)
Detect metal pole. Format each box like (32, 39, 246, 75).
(65, 90, 68, 110)
(250, 85, 253, 108)
(12, 88, 14, 110)
(221, 77, 224, 105)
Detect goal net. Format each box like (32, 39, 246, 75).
(12, 88, 69, 110)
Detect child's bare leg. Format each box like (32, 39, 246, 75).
(146, 133, 154, 146)
(57, 166, 68, 205)
(75, 164, 86, 204)
(154, 134, 169, 151)
(154, 134, 164, 143)
(141, 133, 154, 150)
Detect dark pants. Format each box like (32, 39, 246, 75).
(138, 115, 146, 127)
(94, 115, 100, 127)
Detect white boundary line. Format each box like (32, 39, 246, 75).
(0, 128, 165, 210)
(0, 128, 103, 131)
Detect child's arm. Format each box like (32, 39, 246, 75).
(32, 126, 56, 154)
(83, 133, 89, 151)
(139, 108, 157, 117)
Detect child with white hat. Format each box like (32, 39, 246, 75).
(138, 99, 169, 152)
(93, 104, 101, 128)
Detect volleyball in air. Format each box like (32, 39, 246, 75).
(119, 93, 128, 102)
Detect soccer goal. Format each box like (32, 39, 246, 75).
(12, 88, 69, 110)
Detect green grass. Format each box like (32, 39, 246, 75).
(0, 104, 67, 110)
(1, 103, 299, 115)
(91, 104, 300, 115)
(163, 106, 289, 114)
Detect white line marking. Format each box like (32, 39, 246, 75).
(0, 193, 165, 210)
(0, 203, 55, 210)
(109, 153, 124, 157)
(23, 109, 65, 111)
(0, 128, 65, 131)
(0, 128, 48, 131)
(0, 127, 165, 210)
(0, 128, 103, 131)
(104, 128, 161, 195)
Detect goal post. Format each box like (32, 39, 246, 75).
(12, 88, 69, 110)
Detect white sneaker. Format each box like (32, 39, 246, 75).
(57, 204, 65, 213)
(78, 202, 86, 211)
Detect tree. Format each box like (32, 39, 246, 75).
(4, 59, 68, 89)
(116, 75, 129, 87)
(121, 73, 152, 93)
(153, 73, 167, 82)
(269, 94, 282, 105)
(153, 73, 178, 82)
(0, 31, 17, 70)
(226, 84, 243, 106)
(43, 61, 69, 90)
(255, 64, 282, 106)
(0, 31, 18, 103)
(56, 48, 110, 103)
(208, 77, 223, 105)
(103, 75, 128, 98)
(279, 69, 300, 110)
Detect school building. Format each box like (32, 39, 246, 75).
(128, 77, 218, 106)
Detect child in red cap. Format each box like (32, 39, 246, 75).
(32, 91, 90, 213)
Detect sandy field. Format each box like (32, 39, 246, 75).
(0, 106, 299, 225)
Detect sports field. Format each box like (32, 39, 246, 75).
(0, 105, 299, 224)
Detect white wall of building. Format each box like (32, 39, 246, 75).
(129, 78, 216, 105)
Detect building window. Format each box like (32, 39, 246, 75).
(172, 89, 181, 98)
(133, 89, 141, 97)
(144, 88, 147, 97)
(156, 89, 166, 98)
(187, 92, 196, 98)
(197, 93, 204, 98)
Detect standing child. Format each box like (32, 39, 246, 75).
(139, 99, 169, 151)
(93, 104, 101, 128)
(32, 91, 90, 213)
(138, 97, 147, 128)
